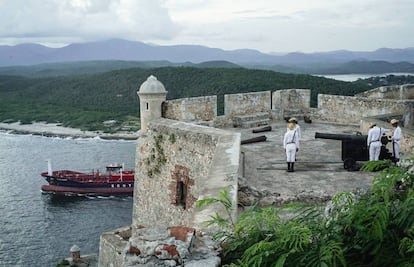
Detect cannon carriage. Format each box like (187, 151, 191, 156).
(315, 132, 394, 170)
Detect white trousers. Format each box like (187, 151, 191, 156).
(285, 143, 296, 162)
(369, 141, 381, 161)
(393, 142, 400, 159)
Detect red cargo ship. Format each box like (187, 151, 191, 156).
(40, 161, 135, 196)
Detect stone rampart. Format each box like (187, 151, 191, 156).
(353, 84, 414, 128)
(161, 90, 311, 126)
(400, 128, 414, 156)
(163, 95, 217, 122)
(317, 94, 407, 124)
(356, 84, 414, 100)
(150, 85, 414, 129)
(133, 118, 239, 233)
(272, 89, 311, 118)
(224, 91, 271, 119)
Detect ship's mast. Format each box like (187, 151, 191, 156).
(47, 159, 52, 176)
(120, 163, 124, 181)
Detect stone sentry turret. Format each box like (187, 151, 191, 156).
(137, 75, 168, 132)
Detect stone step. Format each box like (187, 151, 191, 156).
(239, 118, 270, 128)
(233, 112, 270, 128)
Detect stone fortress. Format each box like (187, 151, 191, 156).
(98, 76, 414, 267)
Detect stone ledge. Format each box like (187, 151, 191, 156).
(239, 119, 270, 128)
(233, 112, 270, 128)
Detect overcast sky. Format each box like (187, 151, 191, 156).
(1, 0, 413, 53)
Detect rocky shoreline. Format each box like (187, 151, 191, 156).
(0, 122, 139, 140)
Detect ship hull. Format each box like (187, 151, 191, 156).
(40, 166, 135, 196)
(41, 184, 133, 196)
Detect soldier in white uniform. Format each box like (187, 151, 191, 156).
(390, 119, 402, 162)
(283, 122, 300, 172)
(288, 117, 301, 161)
(367, 122, 388, 161)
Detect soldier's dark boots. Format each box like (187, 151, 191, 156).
(291, 163, 295, 172)
(287, 162, 294, 172)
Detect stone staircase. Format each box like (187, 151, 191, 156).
(233, 112, 270, 128)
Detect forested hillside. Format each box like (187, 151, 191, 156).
(0, 66, 372, 131)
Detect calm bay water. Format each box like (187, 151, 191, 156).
(316, 72, 414, 82)
(0, 132, 136, 267)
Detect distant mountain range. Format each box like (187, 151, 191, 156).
(1, 38, 414, 74)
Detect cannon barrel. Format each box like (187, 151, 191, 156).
(252, 125, 272, 133)
(241, 135, 267, 144)
(315, 132, 367, 141)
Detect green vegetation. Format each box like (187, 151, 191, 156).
(198, 160, 414, 266)
(355, 74, 414, 88)
(0, 66, 372, 131)
(55, 259, 70, 266)
(0, 60, 239, 78)
(145, 134, 167, 177)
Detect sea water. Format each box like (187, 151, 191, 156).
(0, 132, 136, 266)
(315, 72, 414, 82)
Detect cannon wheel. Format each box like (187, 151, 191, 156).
(344, 158, 356, 170)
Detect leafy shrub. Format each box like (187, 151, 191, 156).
(198, 162, 414, 266)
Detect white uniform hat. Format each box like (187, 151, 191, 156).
(288, 117, 297, 123)
(390, 119, 399, 125)
(369, 122, 376, 128)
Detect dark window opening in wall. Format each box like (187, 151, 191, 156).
(171, 165, 194, 209)
(270, 91, 273, 110)
(146, 102, 149, 110)
(177, 181, 187, 209)
(161, 101, 167, 117)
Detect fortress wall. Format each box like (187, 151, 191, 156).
(156, 86, 414, 128)
(400, 128, 414, 156)
(272, 89, 311, 110)
(224, 91, 271, 119)
(133, 118, 239, 233)
(403, 102, 414, 128)
(356, 84, 414, 99)
(98, 226, 130, 267)
(401, 84, 414, 99)
(162, 95, 217, 122)
(317, 94, 406, 124)
(357, 85, 402, 99)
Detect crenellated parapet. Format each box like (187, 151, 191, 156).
(162, 95, 217, 124)
(356, 84, 414, 100)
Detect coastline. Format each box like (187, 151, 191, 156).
(0, 122, 138, 140)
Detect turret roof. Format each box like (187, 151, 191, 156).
(139, 75, 167, 94)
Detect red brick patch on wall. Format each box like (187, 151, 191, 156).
(168, 226, 196, 242)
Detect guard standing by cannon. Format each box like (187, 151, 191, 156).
(390, 119, 402, 162)
(367, 123, 390, 161)
(315, 131, 394, 170)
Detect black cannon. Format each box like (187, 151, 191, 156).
(315, 132, 393, 170)
(241, 135, 267, 145)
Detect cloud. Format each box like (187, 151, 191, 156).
(0, 0, 179, 43)
(0, 0, 413, 52)
(160, 0, 414, 52)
